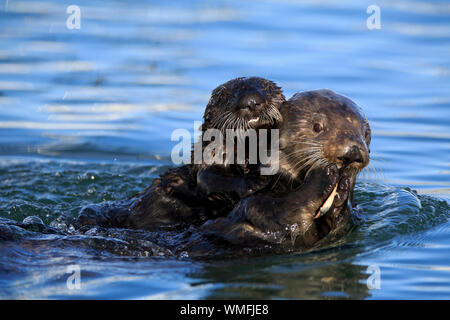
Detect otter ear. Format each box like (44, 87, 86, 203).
(364, 119, 371, 146)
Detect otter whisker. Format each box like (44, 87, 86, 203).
(284, 153, 319, 166)
(211, 111, 234, 132)
(285, 148, 320, 160)
(287, 146, 322, 154)
(283, 150, 319, 163)
(223, 113, 233, 129)
(283, 150, 323, 166)
(359, 167, 368, 180)
(304, 158, 329, 178)
(222, 113, 236, 132)
(289, 140, 322, 147)
(288, 151, 330, 179)
(292, 156, 321, 174)
(291, 138, 321, 144)
(366, 163, 384, 182)
(266, 104, 283, 123)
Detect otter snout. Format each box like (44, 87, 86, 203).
(337, 142, 369, 169)
(238, 92, 265, 111)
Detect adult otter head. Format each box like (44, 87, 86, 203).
(278, 89, 371, 229)
(202, 77, 285, 133)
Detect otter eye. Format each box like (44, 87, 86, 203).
(313, 123, 323, 133)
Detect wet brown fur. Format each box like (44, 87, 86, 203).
(198, 89, 371, 254)
(77, 77, 285, 231)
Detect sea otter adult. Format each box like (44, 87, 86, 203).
(180, 89, 371, 257)
(75, 77, 285, 231)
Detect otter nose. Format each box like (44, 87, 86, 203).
(338, 144, 366, 167)
(238, 93, 265, 111)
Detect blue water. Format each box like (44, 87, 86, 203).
(0, 0, 449, 299)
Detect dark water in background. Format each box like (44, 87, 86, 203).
(0, 0, 449, 299)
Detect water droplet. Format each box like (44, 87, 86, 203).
(179, 251, 189, 259)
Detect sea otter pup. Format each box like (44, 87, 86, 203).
(185, 89, 371, 256)
(194, 76, 285, 203)
(76, 77, 285, 231)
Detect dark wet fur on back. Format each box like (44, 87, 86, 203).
(75, 77, 285, 232)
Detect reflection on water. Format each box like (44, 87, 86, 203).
(0, 0, 449, 299)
